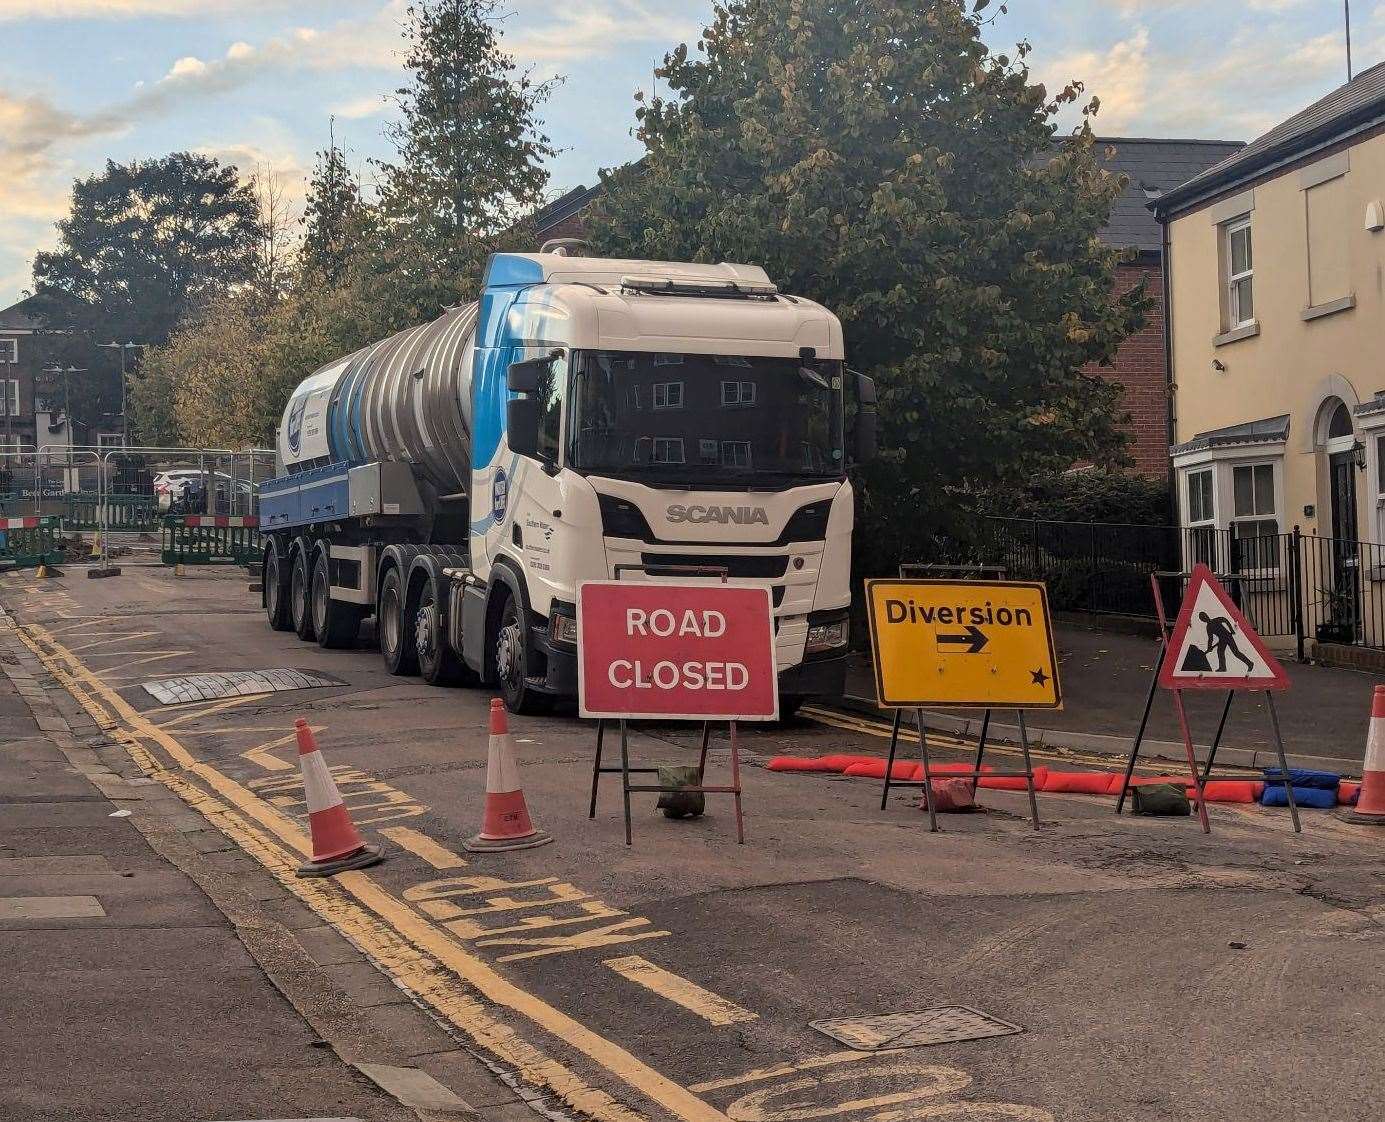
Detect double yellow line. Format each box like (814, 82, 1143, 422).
(13, 618, 732, 1122)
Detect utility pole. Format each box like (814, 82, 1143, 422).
(1346, 0, 1354, 81)
(98, 341, 146, 445)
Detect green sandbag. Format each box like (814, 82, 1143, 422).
(656, 765, 705, 819)
(1131, 782, 1191, 816)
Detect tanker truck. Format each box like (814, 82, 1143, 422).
(258, 250, 877, 715)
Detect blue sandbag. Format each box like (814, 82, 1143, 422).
(1262, 768, 1339, 791)
(1261, 785, 1336, 809)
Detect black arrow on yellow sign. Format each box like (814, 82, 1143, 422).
(937, 625, 988, 654)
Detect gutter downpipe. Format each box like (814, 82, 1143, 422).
(1159, 206, 1182, 558)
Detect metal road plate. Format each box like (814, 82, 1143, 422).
(141, 669, 345, 706)
(809, 1006, 1023, 1051)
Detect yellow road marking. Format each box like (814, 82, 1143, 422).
(380, 826, 470, 869)
(689, 1051, 883, 1093)
(240, 728, 312, 772)
(17, 619, 732, 1122)
(157, 694, 261, 729)
(603, 955, 757, 1027)
(66, 630, 158, 653)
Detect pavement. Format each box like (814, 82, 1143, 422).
(1, 562, 1384, 1122)
(0, 640, 416, 1120)
(842, 624, 1383, 774)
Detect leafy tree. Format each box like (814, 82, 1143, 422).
(300, 127, 369, 289)
(586, 0, 1146, 572)
(33, 152, 263, 347)
(369, 0, 558, 325)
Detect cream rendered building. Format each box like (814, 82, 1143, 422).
(1155, 65, 1385, 653)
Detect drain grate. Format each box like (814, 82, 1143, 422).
(142, 668, 345, 705)
(810, 1006, 1023, 1051)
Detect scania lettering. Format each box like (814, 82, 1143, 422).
(665, 505, 770, 526)
(257, 250, 877, 716)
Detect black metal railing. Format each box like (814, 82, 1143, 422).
(973, 517, 1385, 658)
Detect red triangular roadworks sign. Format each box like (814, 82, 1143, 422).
(1158, 563, 1290, 692)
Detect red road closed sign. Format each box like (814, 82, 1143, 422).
(577, 581, 778, 721)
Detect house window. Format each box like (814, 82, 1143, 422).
(1230, 462, 1279, 571)
(0, 339, 17, 364)
(651, 437, 684, 464)
(721, 440, 751, 468)
(97, 432, 125, 449)
(1185, 468, 1216, 568)
(0, 380, 17, 417)
(721, 380, 756, 407)
(652, 382, 683, 410)
(1376, 434, 1385, 541)
(1225, 217, 1254, 328)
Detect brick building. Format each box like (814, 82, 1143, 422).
(1086, 139, 1244, 476)
(531, 139, 1246, 479)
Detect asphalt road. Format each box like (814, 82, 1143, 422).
(2, 562, 1383, 1122)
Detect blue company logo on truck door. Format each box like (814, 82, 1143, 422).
(492, 469, 509, 523)
(287, 394, 308, 455)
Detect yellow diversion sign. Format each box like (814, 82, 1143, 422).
(866, 579, 1062, 708)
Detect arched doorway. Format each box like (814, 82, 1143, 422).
(1320, 400, 1358, 541)
(1317, 398, 1360, 642)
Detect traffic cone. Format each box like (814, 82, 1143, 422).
(464, 699, 553, 852)
(293, 719, 383, 877)
(1340, 686, 1385, 825)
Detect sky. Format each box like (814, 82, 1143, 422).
(0, 0, 1380, 308)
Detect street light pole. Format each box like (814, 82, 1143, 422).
(98, 341, 147, 445)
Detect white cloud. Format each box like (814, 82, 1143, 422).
(333, 94, 388, 119)
(0, 0, 306, 19)
(1037, 28, 1151, 133)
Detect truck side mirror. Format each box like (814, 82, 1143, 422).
(852, 370, 878, 464)
(507, 397, 540, 459)
(507, 350, 562, 394)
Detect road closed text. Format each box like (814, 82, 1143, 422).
(578, 583, 778, 720)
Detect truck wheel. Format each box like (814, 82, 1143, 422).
(416, 578, 471, 686)
(264, 547, 291, 632)
(290, 547, 316, 642)
(378, 566, 418, 676)
(491, 591, 545, 714)
(312, 549, 360, 649)
(777, 695, 806, 722)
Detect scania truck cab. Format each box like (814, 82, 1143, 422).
(260, 251, 876, 715)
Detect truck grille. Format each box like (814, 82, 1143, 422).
(639, 553, 789, 579)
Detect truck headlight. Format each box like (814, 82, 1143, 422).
(805, 618, 848, 654)
(549, 611, 579, 646)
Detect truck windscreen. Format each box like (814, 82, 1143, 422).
(567, 351, 844, 482)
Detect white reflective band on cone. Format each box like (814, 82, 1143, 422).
(301, 748, 344, 814)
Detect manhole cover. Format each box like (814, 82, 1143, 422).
(809, 1006, 1022, 1050)
(141, 669, 345, 705)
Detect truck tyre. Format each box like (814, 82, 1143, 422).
(290, 547, 316, 642)
(264, 546, 291, 632)
(312, 549, 361, 649)
(490, 589, 545, 714)
(777, 696, 806, 722)
(378, 566, 419, 676)
(416, 576, 472, 687)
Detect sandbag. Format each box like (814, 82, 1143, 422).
(1262, 785, 1336, 809)
(1041, 770, 1114, 795)
(1339, 781, 1361, 806)
(767, 756, 845, 773)
(1194, 781, 1264, 804)
(980, 766, 1048, 791)
(1262, 767, 1340, 791)
(1131, 783, 1191, 816)
(925, 778, 976, 813)
(655, 765, 705, 818)
(843, 759, 920, 780)
(817, 754, 873, 772)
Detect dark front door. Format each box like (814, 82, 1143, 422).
(1328, 450, 1361, 641)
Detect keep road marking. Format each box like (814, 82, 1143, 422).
(380, 826, 469, 869)
(604, 955, 758, 1026)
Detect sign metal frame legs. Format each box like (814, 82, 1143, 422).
(1115, 570, 1301, 833)
(589, 717, 744, 846)
(881, 705, 1040, 832)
